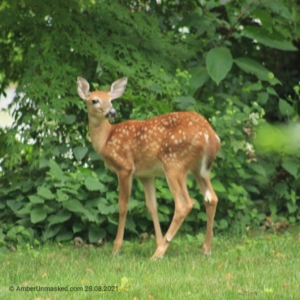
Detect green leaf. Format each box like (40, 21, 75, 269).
(48, 159, 65, 181)
(88, 224, 106, 243)
(248, 163, 267, 177)
(206, 47, 233, 85)
(219, 219, 228, 229)
(242, 26, 297, 51)
(264, 1, 293, 20)
(282, 160, 298, 178)
(28, 195, 45, 204)
(43, 225, 62, 241)
(85, 177, 107, 192)
(56, 231, 73, 242)
(174, 95, 196, 110)
(31, 208, 48, 223)
(39, 158, 49, 169)
(158, 205, 172, 215)
(257, 92, 269, 105)
(6, 200, 23, 212)
(252, 9, 273, 33)
(98, 203, 115, 215)
(234, 57, 272, 81)
(15, 203, 32, 215)
(287, 202, 297, 214)
(188, 67, 209, 94)
(73, 222, 86, 233)
(56, 190, 69, 202)
(197, 212, 207, 221)
(37, 187, 55, 200)
(63, 200, 84, 213)
(62, 114, 76, 124)
(279, 99, 294, 116)
(48, 210, 72, 226)
(125, 217, 137, 233)
(73, 146, 88, 161)
(212, 179, 226, 193)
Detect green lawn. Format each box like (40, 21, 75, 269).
(1, 228, 300, 300)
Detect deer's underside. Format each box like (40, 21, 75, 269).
(77, 76, 220, 259)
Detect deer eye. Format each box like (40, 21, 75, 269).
(92, 99, 99, 104)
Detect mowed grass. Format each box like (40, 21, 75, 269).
(1, 227, 300, 300)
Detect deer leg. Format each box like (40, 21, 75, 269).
(139, 177, 163, 246)
(113, 170, 133, 253)
(193, 172, 218, 255)
(151, 170, 194, 260)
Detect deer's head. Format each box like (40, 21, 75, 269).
(77, 77, 128, 123)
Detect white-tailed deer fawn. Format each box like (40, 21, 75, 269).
(77, 76, 220, 259)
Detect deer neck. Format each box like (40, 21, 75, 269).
(88, 118, 112, 155)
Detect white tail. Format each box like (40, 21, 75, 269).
(77, 76, 220, 259)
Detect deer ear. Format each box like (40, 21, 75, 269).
(108, 77, 128, 100)
(77, 77, 90, 100)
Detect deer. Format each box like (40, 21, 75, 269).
(76, 76, 220, 260)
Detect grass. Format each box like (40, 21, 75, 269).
(0, 227, 300, 300)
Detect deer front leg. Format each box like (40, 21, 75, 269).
(113, 170, 133, 253)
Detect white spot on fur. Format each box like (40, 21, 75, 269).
(204, 133, 209, 143)
(167, 235, 172, 242)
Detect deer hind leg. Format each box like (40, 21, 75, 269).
(139, 177, 163, 247)
(193, 169, 218, 255)
(151, 169, 194, 260)
(113, 170, 133, 254)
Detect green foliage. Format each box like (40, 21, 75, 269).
(0, 0, 299, 247)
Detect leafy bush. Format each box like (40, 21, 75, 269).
(0, 0, 299, 248)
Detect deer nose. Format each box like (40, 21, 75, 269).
(106, 108, 117, 118)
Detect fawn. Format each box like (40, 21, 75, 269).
(77, 76, 220, 259)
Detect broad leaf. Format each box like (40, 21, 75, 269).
(242, 26, 297, 51)
(56, 189, 69, 202)
(174, 95, 196, 110)
(248, 163, 267, 177)
(282, 160, 298, 178)
(56, 231, 74, 242)
(63, 200, 84, 213)
(206, 47, 233, 85)
(48, 210, 72, 226)
(85, 177, 106, 192)
(6, 200, 23, 212)
(73, 222, 86, 233)
(31, 208, 48, 223)
(212, 179, 227, 193)
(62, 114, 76, 124)
(98, 203, 115, 215)
(43, 225, 61, 241)
(279, 99, 294, 116)
(264, 1, 293, 20)
(37, 187, 55, 200)
(28, 195, 45, 204)
(188, 67, 209, 94)
(88, 224, 106, 243)
(48, 159, 65, 181)
(234, 57, 272, 81)
(73, 146, 88, 161)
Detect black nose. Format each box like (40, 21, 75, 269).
(106, 108, 117, 118)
